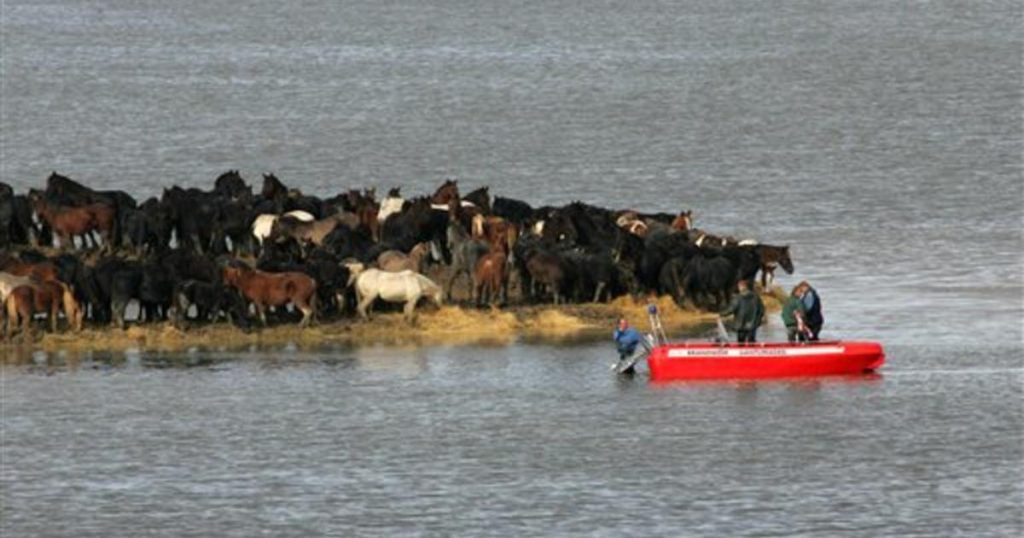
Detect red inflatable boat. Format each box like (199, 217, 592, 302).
(646, 340, 885, 381)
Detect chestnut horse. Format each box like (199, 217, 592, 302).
(473, 251, 508, 307)
(671, 210, 693, 232)
(30, 194, 115, 249)
(222, 265, 317, 327)
(431, 179, 460, 205)
(0, 256, 60, 282)
(3, 280, 82, 340)
(471, 214, 518, 255)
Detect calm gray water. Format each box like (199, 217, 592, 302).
(2, 0, 1022, 536)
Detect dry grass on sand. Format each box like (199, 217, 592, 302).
(3, 290, 783, 355)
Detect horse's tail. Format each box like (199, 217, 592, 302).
(59, 282, 83, 331)
(309, 291, 319, 322)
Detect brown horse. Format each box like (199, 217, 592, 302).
(430, 179, 460, 207)
(30, 194, 115, 249)
(343, 188, 380, 240)
(3, 285, 35, 340)
(671, 210, 693, 232)
(3, 281, 81, 340)
(222, 264, 317, 327)
(753, 244, 794, 289)
(473, 251, 507, 306)
(471, 215, 518, 255)
(377, 242, 433, 273)
(0, 256, 60, 282)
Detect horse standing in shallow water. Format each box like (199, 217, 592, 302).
(354, 269, 443, 324)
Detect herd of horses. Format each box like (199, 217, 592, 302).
(0, 171, 794, 340)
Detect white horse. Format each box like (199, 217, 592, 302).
(250, 210, 315, 247)
(355, 269, 443, 323)
(377, 195, 405, 224)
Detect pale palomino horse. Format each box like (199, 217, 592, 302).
(376, 241, 437, 273)
(355, 269, 443, 323)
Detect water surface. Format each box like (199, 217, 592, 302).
(2, 0, 1022, 535)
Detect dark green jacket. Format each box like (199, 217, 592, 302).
(721, 289, 764, 331)
(781, 296, 807, 328)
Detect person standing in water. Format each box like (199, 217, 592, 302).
(720, 279, 765, 343)
(613, 317, 642, 361)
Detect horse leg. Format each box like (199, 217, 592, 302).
(18, 304, 32, 343)
(445, 268, 460, 302)
(255, 303, 268, 326)
(113, 300, 128, 330)
(403, 298, 417, 325)
(356, 295, 373, 321)
(49, 301, 58, 333)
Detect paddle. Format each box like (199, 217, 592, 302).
(715, 315, 730, 343)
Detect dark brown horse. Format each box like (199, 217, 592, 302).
(753, 244, 794, 289)
(30, 193, 115, 250)
(222, 264, 317, 327)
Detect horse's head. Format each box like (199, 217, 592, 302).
(428, 280, 444, 307)
(60, 283, 84, 332)
(672, 210, 693, 232)
(387, 187, 402, 198)
(46, 171, 74, 193)
(471, 214, 485, 239)
(543, 214, 577, 244)
(431, 178, 459, 205)
(221, 262, 250, 286)
(778, 246, 794, 274)
(261, 173, 286, 199)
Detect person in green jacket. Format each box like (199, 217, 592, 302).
(781, 284, 810, 342)
(720, 279, 765, 343)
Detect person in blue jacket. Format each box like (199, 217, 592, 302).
(613, 317, 642, 360)
(797, 281, 824, 341)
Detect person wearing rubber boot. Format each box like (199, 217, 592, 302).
(720, 279, 765, 344)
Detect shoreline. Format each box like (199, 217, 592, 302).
(1, 291, 785, 358)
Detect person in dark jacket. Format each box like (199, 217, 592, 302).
(613, 317, 642, 360)
(797, 281, 823, 341)
(720, 279, 764, 343)
(781, 284, 810, 342)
